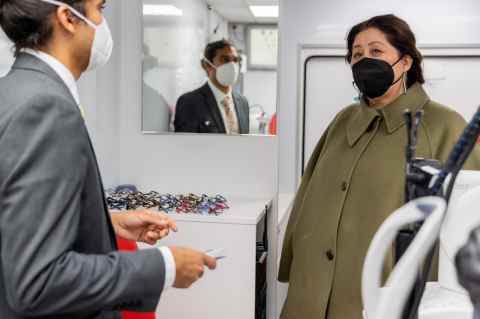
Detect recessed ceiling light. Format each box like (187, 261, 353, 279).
(249, 5, 279, 18)
(143, 4, 183, 16)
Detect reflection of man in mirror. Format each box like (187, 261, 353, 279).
(174, 39, 250, 134)
(142, 44, 171, 132)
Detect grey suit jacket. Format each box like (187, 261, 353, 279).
(0, 53, 166, 319)
(174, 83, 250, 134)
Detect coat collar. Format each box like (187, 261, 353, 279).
(346, 83, 430, 147)
(11, 53, 77, 106)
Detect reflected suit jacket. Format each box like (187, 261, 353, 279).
(174, 83, 250, 134)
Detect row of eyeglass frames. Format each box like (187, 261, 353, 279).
(105, 191, 230, 215)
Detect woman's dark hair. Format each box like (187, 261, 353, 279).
(201, 39, 236, 68)
(0, 0, 86, 56)
(346, 14, 425, 87)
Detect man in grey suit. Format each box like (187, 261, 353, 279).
(174, 40, 250, 134)
(0, 0, 216, 318)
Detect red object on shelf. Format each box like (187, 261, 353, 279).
(123, 312, 155, 319)
(269, 113, 277, 135)
(116, 237, 156, 319)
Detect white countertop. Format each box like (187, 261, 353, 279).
(164, 197, 272, 225)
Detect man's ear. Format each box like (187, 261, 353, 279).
(55, 6, 79, 34)
(202, 59, 214, 76)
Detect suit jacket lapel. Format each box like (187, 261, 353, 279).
(201, 83, 226, 133)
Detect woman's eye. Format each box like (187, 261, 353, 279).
(353, 52, 362, 59)
(372, 48, 382, 55)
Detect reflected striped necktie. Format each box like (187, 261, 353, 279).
(221, 96, 239, 134)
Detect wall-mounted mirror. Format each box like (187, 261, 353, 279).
(142, 0, 279, 136)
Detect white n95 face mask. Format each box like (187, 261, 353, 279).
(38, 0, 113, 71)
(204, 57, 239, 87)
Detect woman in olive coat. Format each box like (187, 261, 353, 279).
(279, 14, 480, 319)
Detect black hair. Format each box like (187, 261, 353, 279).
(346, 14, 425, 87)
(201, 39, 235, 69)
(0, 0, 86, 56)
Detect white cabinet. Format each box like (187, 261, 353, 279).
(146, 198, 271, 319)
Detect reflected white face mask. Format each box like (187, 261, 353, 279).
(39, 0, 113, 71)
(204, 57, 239, 87)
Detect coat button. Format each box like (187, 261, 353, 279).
(326, 249, 335, 261)
(341, 181, 348, 191)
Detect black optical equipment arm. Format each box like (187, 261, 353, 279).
(399, 106, 480, 319)
(398, 110, 442, 319)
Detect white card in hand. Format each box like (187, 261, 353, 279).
(206, 248, 226, 260)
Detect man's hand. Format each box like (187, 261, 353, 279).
(110, 210, 178, 245)
(170, 247, 217, 288)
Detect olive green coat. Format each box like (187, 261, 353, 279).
(278, 83, 480, 319)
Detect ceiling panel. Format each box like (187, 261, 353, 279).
(206, 0, 246, 6)
(246, 0, 278, 4)
(206, 0, 278, 23)
(214, 6, 255, 23)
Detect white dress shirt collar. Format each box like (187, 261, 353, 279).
(23, 49, 81, 107)
(207, 78, 232, 103)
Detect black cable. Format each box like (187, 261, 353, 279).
(431, 107, 480, 194)
(446, 130, 480, 200)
